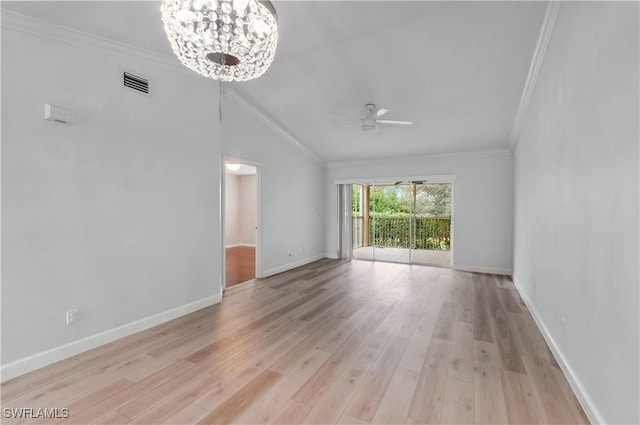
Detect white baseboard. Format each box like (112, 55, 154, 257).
(225, 243, 256, 248)
(325, 252, 338, 259)
(0, 294, 222, 383)
(511, 276, 604, 425)
(262, 254, 326, 277)
(452, 264, 511, 275)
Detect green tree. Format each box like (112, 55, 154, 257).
(416, 184, 451, 217)
(370, 186, 411, 215)
(352, 185, 361, 215)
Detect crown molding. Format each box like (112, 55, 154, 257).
(224, 87, 324, 164)
(2, 8, 519, 168)
(1, 8, 324, 165)
(325, 148, 512, 169)
(1, 9, 189, 74)
(507, 1, 561, 150)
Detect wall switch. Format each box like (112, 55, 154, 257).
(287, 250, 293, 257)
(66, 309, 78, 325)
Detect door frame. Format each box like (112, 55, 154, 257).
(336, 174, 455, 268)
(221, 155, 263, 292)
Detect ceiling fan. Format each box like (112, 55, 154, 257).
(362, 104, 413, 132)
(336, 104, 413, 132)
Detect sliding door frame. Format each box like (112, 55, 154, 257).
(336, 174, 455, 267)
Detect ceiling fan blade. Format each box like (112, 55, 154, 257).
(376, 108, 389, 118)
(377, 119, 413, 126)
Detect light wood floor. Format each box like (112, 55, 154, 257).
(225, 246, 256, 287)
(1, 260, 589, 424)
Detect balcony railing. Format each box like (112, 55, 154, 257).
(353, 215, 451, 251)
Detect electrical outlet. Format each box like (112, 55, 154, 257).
(66, 309, 78, 325)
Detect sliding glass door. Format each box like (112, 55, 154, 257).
(370, 183, 412, 264)
(351, 184, 370, 261)
(411, 183, 452, 266)
(351, 181, 451, 267)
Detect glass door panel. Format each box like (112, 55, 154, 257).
(349, 183, 383, 263)
(370, 183, 413, 264)
(412, 183, 452, 267)
(351, 181, 452, 268)
(351, 184, 372, 261)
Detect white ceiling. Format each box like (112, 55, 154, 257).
(2, 1, 548, 163)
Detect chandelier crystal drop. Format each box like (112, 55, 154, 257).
(161, 0, 278, 81)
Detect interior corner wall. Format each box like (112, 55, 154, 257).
(512, 2, 639, 423)
(220, 95, 325, 276)
(325, 152, 514, 273)
(1, 29, 222, 367)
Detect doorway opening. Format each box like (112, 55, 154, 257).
(223, 159, 259, 288)
(351, 181, 452, 267)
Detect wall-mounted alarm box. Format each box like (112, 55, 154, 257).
(44, 103, 74, 125)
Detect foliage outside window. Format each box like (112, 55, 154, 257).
(352, 183, 451, 250)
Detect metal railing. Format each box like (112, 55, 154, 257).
(411, 217, 451, 250)
(353, 215, 451, 251)
(353, 216, 363, 248)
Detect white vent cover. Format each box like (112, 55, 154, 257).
(122, 71, 150, 95)
(44, 104, 74, 125)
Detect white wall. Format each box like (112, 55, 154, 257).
(221, 94, 326, 276)
(325, 151, 513, 273)
(238, 174, 257, 245)
(513, 2, 639, 423)
(224, 173, 256, 247)
(1, 26, 221, 371)
(224, 173, 241, 246)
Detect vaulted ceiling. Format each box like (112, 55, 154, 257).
(2, 1, 548, 163)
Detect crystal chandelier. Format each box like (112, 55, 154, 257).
(161, 0, 278, 81)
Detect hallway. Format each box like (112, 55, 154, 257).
(225, 246, 255, 287)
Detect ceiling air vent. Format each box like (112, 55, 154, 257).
(122, 71, 150, 95)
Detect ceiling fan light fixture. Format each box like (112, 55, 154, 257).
(161, 0, 278, 81)
(362, 118, 377, 132)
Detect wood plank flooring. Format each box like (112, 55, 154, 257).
(225, 246, 255, 287)
(1, 260, 589, 424)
